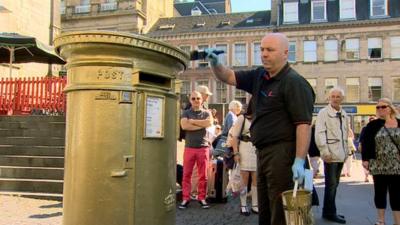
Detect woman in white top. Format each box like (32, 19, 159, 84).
(231, 99, 258, 216)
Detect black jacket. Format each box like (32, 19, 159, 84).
(361, 118, 400, 161)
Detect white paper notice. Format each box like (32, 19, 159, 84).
(145, 96, 164, 138)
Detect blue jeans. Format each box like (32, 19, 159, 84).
(323, 162, 344, 216)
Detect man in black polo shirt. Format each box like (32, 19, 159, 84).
(205, 33, 315, 225)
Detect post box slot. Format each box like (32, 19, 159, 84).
(138, 72, 171, 89)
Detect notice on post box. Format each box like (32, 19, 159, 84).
(144, 95, 165, 138)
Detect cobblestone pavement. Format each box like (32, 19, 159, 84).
(0, 157, 395, 225)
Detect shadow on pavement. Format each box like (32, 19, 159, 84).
(29, 212, 63, 219)
(39, 202, 63, 209)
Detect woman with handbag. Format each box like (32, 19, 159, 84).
(231, 99, 258, 216)
(361, 98, 400, 225)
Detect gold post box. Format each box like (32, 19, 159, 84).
(54, 31, 188, 225)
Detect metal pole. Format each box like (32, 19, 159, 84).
(9, 47, 14, 78)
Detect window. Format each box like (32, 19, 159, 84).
(370, 0, 387, 17)
(368, 38, 382, 59)
(324, 40, 338, 62)
(304, 41, 317, 62)
(235, 88, 247, 104)
(196, 80, 208, 88)
(288, 41, 296, 63)
(393, 77, 400, 102)
(340, 0, 355, 20)
(180, 45, 192, 68)
(61, 0, 66, 14)
(253, 42, 262, 66)
(215, 44, 228, 66)
(233, 43, 247, 67)
(101, 0, 117, 11)
(345, 38, 360, 60)
(312, 0, 327, 21)
(306, 78, 317, 97)
(216, 81, 228, 103)
(325, 78, 338, 97)
(181, 80, 191, 96)
(197, 45, 209, 68)
(283, 2, 298, 23)
(368, 77, 382, 101)
(391, 37, 400, 59)
(346, 78, 360, 102)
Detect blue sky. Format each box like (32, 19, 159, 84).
(231, 0, 271, 13)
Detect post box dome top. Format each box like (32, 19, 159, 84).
(54, 31, 189, 68)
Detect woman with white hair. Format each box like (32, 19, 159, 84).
(361, 98, 400, 225)
(221, 100, 243, 136)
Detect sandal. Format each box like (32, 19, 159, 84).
(375, 221, 385, 225)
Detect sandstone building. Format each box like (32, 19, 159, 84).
(147, 0, 400, 133)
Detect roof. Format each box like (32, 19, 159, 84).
(147, 11, 270, 36)
(174, 0, 227, 16)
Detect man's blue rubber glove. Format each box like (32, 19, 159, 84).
(205, 48, 220, 67)
(292, 157, 306, 185)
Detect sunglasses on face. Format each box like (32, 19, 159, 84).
(376, 105, 389, 110)
(191, 97, 201, 101)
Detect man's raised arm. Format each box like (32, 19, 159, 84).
(205, 49, 237, 86)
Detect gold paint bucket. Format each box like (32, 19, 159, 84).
(282, 181, 314, 225)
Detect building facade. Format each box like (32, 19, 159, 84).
(0, 0, 61, 77)
(61, 0, 173, 34)
(147, 0, 400, 134)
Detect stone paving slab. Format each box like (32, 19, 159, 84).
(0, 158, 396, 225)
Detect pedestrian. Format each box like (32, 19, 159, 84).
(179, 91, 212, 209)
(211, 108, 219, 125)
(358, 116, 377, 182)
(361, 98, 400, 225)
(309, 122, 322, 178)
(342, 127, 356, 177)
(231, 98, 258, 216)
(205, 32, 315, 225)
(213, 100, 242, 157)
(189, 85, 213, 199)
(315, 86, 349, 224)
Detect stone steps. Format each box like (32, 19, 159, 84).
(0, 155, 64, 167)
(0, 145, 64, 157)
(0, 166, 64, 180)
(0, 178, 63, 194)
(0, 115, 66, 198)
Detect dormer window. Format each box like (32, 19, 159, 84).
(311, 0, 327, 22)
(195, 22, 206, 27)
(370, 0, 388, 17)
(340, 0, 355, 20)
(220, 20, 230, 26)
(246, 19, 254, 23)
(283, 2, 299, 23)
(191, 6, 202, 16)
(158, 24, 175, 30)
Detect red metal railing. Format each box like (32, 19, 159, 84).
(0, 76, 67, 115)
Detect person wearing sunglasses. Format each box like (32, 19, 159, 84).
(205, 33, 315, 225)
(315, 86, 349, 224)
(179, 91, 213, 210)
(361, 98, 400, 225)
